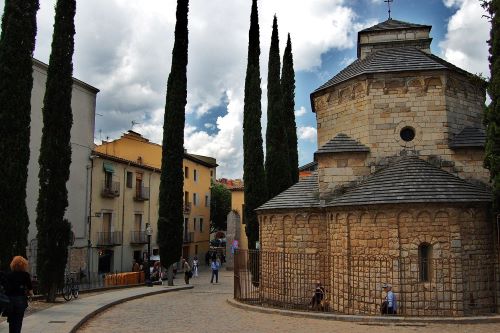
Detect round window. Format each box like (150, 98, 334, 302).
(400, 126, 415, 142)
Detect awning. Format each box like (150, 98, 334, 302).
(103, 162, 114, 173)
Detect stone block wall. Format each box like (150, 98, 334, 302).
(257, 202, 495, 316)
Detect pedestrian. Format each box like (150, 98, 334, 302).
(4, 256, 34, 333)
(310, 281, 325, 310)
(192, 256, 199, 277)
(182, 259, 192, 285)
(132, 259, 140, 272)
(381, 283, 397, 315)
(210, 258, 220, 284)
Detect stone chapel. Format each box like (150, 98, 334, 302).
(255, 19, 496, 316)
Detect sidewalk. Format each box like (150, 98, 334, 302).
(0, 284, 192, 333)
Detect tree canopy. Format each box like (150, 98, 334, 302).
(210, 181, 231, 233)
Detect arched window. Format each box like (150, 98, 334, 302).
(418, 243, 432, 282)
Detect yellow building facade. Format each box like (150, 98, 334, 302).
(229, 186, 248, 250)
(90, 131, 216, 273)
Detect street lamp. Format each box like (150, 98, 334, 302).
(145, 223, 153, 287)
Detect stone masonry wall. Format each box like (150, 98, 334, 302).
(257, 202, 495, 316)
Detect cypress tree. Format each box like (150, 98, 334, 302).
(158, 0, 189, 284)
(36, 0, 76, 302)
(265, 15, 292, 199)
(281, 33, 299, 184)
(483, 0, 500, 212)
(243, 0, 267, 249)
(0, 0, 39, 270)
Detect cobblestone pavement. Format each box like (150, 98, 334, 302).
(78, 268, 500, 333)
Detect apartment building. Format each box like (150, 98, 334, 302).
(89, 131, 216, 273)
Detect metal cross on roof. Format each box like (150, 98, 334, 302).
(384, 0, 394, 19)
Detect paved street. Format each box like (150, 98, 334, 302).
(78, 267, 500, 333)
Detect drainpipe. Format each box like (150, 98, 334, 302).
(148, 172, 152, 246)
(120, 166, 128, 272)
(87, 156, 95, 279)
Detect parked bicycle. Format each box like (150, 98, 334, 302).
(63, 273, 79, 301)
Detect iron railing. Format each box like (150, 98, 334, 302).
(96, 231, 122, 246)
(234, 250, 499, 317)
(134, 186, 150, 201)
(101, 181, 120, 198)
(184, 202, 192, 214)
(184, 232, 194, 243)
(130, 231, 148, 244)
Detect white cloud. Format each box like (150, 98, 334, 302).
(297, 127, 317, 142)
(294, 106, 307, 117)
(439, 0, 490, 76)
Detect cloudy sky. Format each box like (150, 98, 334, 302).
(0, 0, 491, 178)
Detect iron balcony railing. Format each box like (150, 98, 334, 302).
(130, 231, 148, 244)
(134, 186, 150, 201)
(96, 231, 122, 246)
(101, 181, 120, 198)
(183, 202, 192, 214)
(183, 232, 194, 243)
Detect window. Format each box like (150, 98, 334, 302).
(184, 218, 189, 238)
(419, 243, 432, 282)
(184, 191, 189, 205)
(210, 170, 213, 178)
(184, 166, 189, 179)
(102, 212, 112, 232)
(195, 245, 198, 255)
(152, 248, 159, 256)
(193, 193, 197, 206)
(205, 194, 209, 207)
(135, 173, 143, 197)
(126, 172, 133, 188)
(400, 126, 415, 142)
(193, 218, 197, 230)
(200, 218, 203, 232)
(194, 169, 198, 182)
(134, 214, 142, 231)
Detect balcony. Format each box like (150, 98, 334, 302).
(101, 181, 120, 198)
(130, 231, 148, 244)
(96, 231, 122, 246)
(183, 202, 192, 215)
(183, 232, 194, 243)
(134, 186, 150, 201)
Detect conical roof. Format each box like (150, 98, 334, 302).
(328, 156, 491, 207)
(315, 133, 369, 154)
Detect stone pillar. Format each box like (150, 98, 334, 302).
(225, 211, 241, 270)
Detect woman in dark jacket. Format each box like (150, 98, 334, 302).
(5, 256, 33, 333)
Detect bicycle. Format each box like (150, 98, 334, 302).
(63, 274, 79, 301)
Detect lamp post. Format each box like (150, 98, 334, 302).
(145, 223, 153, 287)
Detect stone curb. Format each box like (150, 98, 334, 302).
(226, 298, 500, 324)
(69, 285, 193, 333)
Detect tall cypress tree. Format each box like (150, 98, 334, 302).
(158, 0, 189, 283)
(483, 0, 500, 212)
(265, 15, 292, 199)
(0, 0, 39, 270)
(36, 0, 75, 302)
(243, 0, 267, 249)
(281, 33, 299, 184)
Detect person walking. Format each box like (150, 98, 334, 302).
(381, 283, 397, 315)
(4, 256, 34, 333)
(210, 258, 220, 284)
(182, 259, 192, 285)
(192, 256, 199, 277)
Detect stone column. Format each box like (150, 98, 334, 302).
(225, 211, 241, 270)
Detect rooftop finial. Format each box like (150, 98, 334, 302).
(384, 0, 393, 20)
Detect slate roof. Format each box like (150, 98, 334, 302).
(328, 156, 491, 207)
(315, 133, 370, 154)
(449, 127, 486, 149)
(257, 173, 320, 211)
(360, 19, 431, 33)
(313, 48, 469, 95)
(299, 161, 318, 172)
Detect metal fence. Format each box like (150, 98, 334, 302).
(234, 250, 500, 317)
